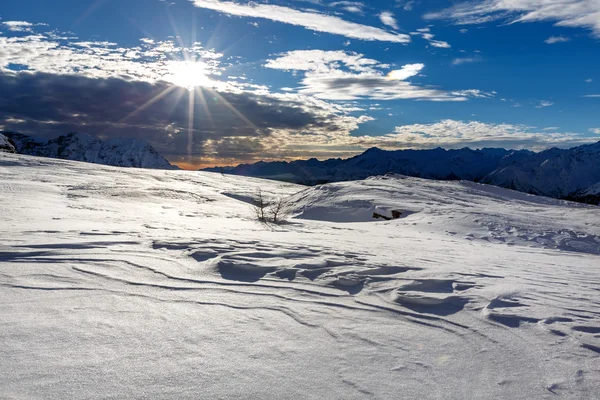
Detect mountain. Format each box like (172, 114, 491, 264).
(204, 143, 600, 204)
(2, 132, 176, 169)
(480, 142, 600, 199)
(0, 133, 16, 153)
(205, 147, 533, 185)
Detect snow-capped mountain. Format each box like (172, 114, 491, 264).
(204, 143, 600, 204)
(0, 133, 16, 153)
(2, 132, 176, 169)
(480, 141, 600, 200)
(205, 147, 533, 185)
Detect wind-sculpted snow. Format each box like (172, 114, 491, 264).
(1, 153, 600, 399)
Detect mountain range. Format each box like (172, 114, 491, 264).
(2, 131, 598, 205)
(1, 132, 175, 170)
(204, 142, 600, 205)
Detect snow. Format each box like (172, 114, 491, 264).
(0, 133, 15, 153)
(479, 141, 600, 199)
(1, 153, 600, 399)
(2, 132, 176, 169)
(205, 143, 600, 204)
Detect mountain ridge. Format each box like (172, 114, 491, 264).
(204, 143, 600, 204)
(1, 132, 176, 170)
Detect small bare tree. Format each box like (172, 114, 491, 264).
(268, 196, 291, 224)
(253, 188, 269, 222)
(252, 189, 291, 224)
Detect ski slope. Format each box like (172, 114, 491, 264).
(1, 153, 600, 399)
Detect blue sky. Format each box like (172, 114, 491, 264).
(0, 0, 599, 168)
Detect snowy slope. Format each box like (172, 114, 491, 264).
(205, 147, 532, 184)
(0, 133, 16, 153)
(1, 153, 600, 399)
(481, 141, 600, 199)
(2, 131, 176, 169)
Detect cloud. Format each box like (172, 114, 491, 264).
(451, 89, 496, 98)
(536, 100, 554, 108)
(358, 120, 597, 151)
(388, 63, 424, 80)
(189, 0, 410, 43)
(424, 0, 600, 37)
(330, 1, 365, 14)
(459, 28, 468, 33)
(265, 50, 484, 101)
(1, 21, 47, 33)
(379, 11, 399, 29)
(0, 32, 224, 84)
(586, 78, 593, 83)
(410, 28, 451, 48)
(0, 71, 373, 166)
(583, 94, 600, 98)
(545, 35, 570, 44)
(452, 56, 481, 65)
(395, 1, 416, 11)
(590, 128, 600, 134)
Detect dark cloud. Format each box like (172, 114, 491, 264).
(0, 72, 355, 164)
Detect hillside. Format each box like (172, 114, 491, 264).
(1, 153, 600, 398)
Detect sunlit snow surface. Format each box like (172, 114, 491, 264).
(1, 153, 600, 399)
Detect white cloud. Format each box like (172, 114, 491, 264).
(387, 63, 424, 80)
(265, 50, 486, 101)
(585, 78, 593, 83)
(379, 11, 399, 30)
(424, 0, 600, 37)
(583, 94, 600, 98)
(358, 119, 596, 151)
(542, 126, 560, 131)
(452, 57, 481, 65)
(459, 28, 468, 33)
(264, 50, 381, 73)
(189, 0, 410, 43)
(545, 36, 570, 44)
(536, 100, 554, 108)
(411, 28, 451, 48)
(0, 31, 228, 89)
(330, 1, 365, 14)
(1, 21, 46, 33)
(590, 128, 600, 134)
(451, 89, 496, 98)
(395, 1, 415, 11)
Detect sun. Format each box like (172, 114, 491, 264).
(165, 61, 213, 90)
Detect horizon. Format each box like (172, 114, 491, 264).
(4, 129, 600, 170)
(1, 0, 599, 169)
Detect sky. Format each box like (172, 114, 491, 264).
(0, 0, 599, 169)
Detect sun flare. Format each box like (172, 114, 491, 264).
(165, 61, 213, 90)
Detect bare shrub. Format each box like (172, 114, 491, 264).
(252, 189, 291, 224)
(253, 188, 270, 222)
